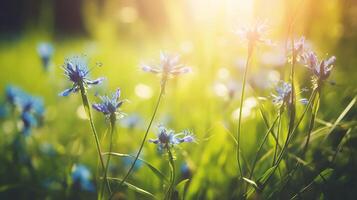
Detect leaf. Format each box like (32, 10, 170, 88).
(176, 179, 190, 200)
(244, 167, 276, 199)
(108, 177, 157, 199)
(314, 168, 333, 184)
(243, 177, 259, 191)
(257, 166, 276, 185)
(104, 152, 169, 183)
(323, 97, 356, 140)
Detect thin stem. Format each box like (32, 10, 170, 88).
(302, 90, 320, 157)
(165, 147, 176, 200)
(236, 43, 254, 178)
(287, 37, 296, 141)
(101, 115, 116, 199)
(78, 82, 111, 194)
(119, 87, 164, 186)
(273, 109, 283, 165)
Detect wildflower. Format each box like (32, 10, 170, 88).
(271, 81, 292, 106)
(37, 42, 54, 70)
(288, 36, 307, 62)
(59, 56, 104, 96)
(92, 88, 125, 121)
(234, 21, 272, 46)
(71, 164, 95, 192)
(149, 125, 195, 150)
(5, 85, 25, 106)
(180, 163, 192, 179)
(4, 85, 44, 135)
(302, 51, 336, 82)
(141, 52, 191, 90)
(271, 81, 308, 107)
(18, 94, 45, 135)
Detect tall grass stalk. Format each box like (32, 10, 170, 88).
(165, 147, 176, 200)
(272, 108, 284, 165)
(78, 81, 111, 194)
(100, 114, 116, 199)
(236, 42, 254, 178)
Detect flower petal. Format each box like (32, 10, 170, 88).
(86, 77, 105, 85)
(59, 88, 74, 96)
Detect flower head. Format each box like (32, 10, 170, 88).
(141, 52, 191, 90)
(271, 81, 292, 106)
(19, 96, 44, 135)
(288, 36, 308, 62)
(235, 21, 272, 46)
(302, 51, 336, 82)
(92, 88, 125, 120)
(4, 85, 44, 135)
(149, 125, 195, 150)
(71, 164, 95, 192)
(5, 85, 26, 106)
(271, 81, 308, 107)
(59, 56, 104, 96)
(37, 42, 54, 70)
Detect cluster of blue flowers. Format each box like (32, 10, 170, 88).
(4, 85, 44, 135)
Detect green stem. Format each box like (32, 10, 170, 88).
(261, 89, 318, 189)
(78, 82, 111, 194)
(286, 38, 296, 165)
(236, 43, 254, 178)
(165, 147, 176, 200)
(119, 87, 164, 186)
(101, 115, 116, 199)
(302, 90, 320, 157)
(273, 108, 283, 165)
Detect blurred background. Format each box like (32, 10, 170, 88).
(0, 0, 356, 199)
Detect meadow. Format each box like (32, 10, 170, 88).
(0, 0, 356, 199)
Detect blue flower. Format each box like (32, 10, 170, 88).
(234, 21, 272, 46)
(302, 51, 336, 82)
(288, 36, 308, 62)
(271, 81, 292, 106)
(37, 42, 54, 70)
(59, 56, 104, 96)
(4, 85, 44, 135)
(141, 52, 191, 89)
(5, 85, 26, 106)
(71, 164, 95, 192)
(271, 81, 308, 107)
(19, 95, 44, 135)
(149, 125, 195, 150)
(180, 163, 192, 179)
(92, 88, 125, 120)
